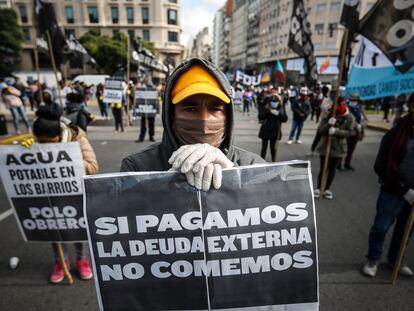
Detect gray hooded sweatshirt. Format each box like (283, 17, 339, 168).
(120, 58, 265, 172)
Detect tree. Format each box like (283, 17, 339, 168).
(80, 30, 127, 75)
(0, 9, 24, 77)
(142, 40, 157, 56)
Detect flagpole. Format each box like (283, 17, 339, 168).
(126, 36, 131, 127)
(320, 29, 349, 196)
(46, 30, 64, 109)
(31, 6, 44, 104)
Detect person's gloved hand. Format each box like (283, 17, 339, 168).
(403, 189, 414, 205)
(356, 124, 362, 132)
(328, 117, 336, 125)
(270, 109, 279, 116)
(168, 143, 234, 191)
(328, 127, 336, 135)
(20, 138, 35, 148)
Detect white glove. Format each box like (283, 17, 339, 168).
(328, 117, 336, 125)
(168, 143, 234, 191)
(270, 109, 280, 116)
(328, 127, 336, 135)
(356, 124, 362, 132)
(403, 189, 414, 205)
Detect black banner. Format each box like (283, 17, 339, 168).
(84, 162, 318, 311)
(134, 87, 159, 117)
(340, 0, 360, 31)
(288, 0, 318, 86)
(358, 0, 414, 73)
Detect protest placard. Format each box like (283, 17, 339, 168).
(103, 79, 124, 104)
(0, 142, 87, 242)
(134, 87, 159, 117)
(84, 161, 319, 311)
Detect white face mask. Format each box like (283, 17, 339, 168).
(349, 101, 358, 107)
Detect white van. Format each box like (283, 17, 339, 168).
(72, 75, 110, 86)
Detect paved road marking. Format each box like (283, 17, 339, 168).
(0, 208, 13, 222)
(100, 141, 108, 145)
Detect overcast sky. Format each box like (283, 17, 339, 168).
(180, 0, 226, 46)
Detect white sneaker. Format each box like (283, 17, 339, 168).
(362, 260, 378, 277)
(314, 189, 320, 199)
(295, 140, 303, 144)
(323, 189, 333, 200)
(388, 262, 414, 277)
(287, 140, 293, 145)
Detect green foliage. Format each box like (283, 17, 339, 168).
(80, 30, 127, 75)
(0, 9, 24, 76)
(142, 40, 157, 56)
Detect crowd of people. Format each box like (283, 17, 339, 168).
(0, 57, 413, 284)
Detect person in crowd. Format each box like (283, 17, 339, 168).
(393, 94, 406, 126)
(314, 97, 354, 200)
(233, 87, 243, 113)
(242, 87, 254, 116)
(111, 98, 125, 133)
(59, 80, 72, 108)
(1, 84, 30, 134)
(310, 87, 322, 123)
(65, 90, 93, 132)
(308, 86, 332, 156)
(257, 87, 270, 123)
(42, 89, 62, 116)
(338, 94, 368, 171)
(96, 83, 108, 119)
(32, 106, 98, 283)
(258, 87, 288, 162)
(362, 94, 414, 278)
(121, 58, 264, 191)
(287, 87, 311, 144)
(382, 96, 393, 123)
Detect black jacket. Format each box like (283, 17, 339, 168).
(258, 95, 288, 140)
(374, 120, 412, 196)
(291, 97, 311, 121)
(121, 58, 265, 172)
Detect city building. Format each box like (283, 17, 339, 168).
(189, 27, 212, 61)
(9, 0, 185, 76)
(245, 0, 260, 73)
(212, 9, 223, 67)
(229, 0, 248, 71)
(212, 0, 233, 73)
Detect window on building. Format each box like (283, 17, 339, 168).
(316, 3, 327, 12)
(66, 6, 74, 24)
(23, 28, 31, 42)
(328, 23, 337, 37)
(315, 24, 324, 35)
(88, 6, 99, 23)
(330, 2, 340, 11)
(127, 7, 134, 24)
(18, 5, 28, 23)
(128, 30, 134, 40)
(111, 7, 119, 24)
(143, 29, 150, 41)
(142, 7, 149, 24)
(65, 29, 75, 37)
(167, 9, 177, 25)
(168, 0, 177, 3)
(168, 31, 178, 42)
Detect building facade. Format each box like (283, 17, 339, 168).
(189, 27, 212, 61)
(10, 0, 185, 74)
(214, 0, 377, 83)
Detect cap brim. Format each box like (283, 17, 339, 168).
(172, 82, 230, 104)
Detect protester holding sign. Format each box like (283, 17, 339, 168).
(362, 95, 414, 278)
(32, 106, 99, 283)
(121, 57, 264, 190)
(314, 97, 354, 200)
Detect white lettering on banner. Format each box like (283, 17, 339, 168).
(94, 227, 312, 258)
(99, 251, 313, 281)
(114, 203, 309, 234)
(6, 151, 72, 166)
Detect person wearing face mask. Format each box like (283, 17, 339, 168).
(258, 88, 288, 161)
(121, 58, 265, 191)
(362, 94, 414, 278)
(313, 97, 355, 200)
(287, 87, 311, 144)
(31, 106, 98, 283)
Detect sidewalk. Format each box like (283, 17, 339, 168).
(366, 113, 393, 132)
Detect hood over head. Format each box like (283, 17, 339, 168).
(162, 58, 235, 157)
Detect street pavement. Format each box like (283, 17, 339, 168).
(0, 106, 413, 311)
